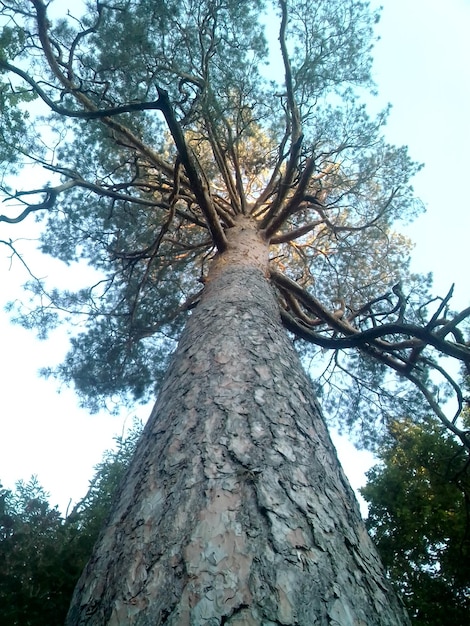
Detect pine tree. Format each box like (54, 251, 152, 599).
(1, 0, 469, 622)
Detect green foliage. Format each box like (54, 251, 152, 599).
(67, 419, 143, 537)
(0, 1, 423, 414)
(361, 419, 470, 624)
(0, 22, 39, 172)
(0, 476, 82, 625)
(0, 421, 142, 625)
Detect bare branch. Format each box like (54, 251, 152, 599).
(272, 269, 470, 362)
(272, 266, 470, 447)
(0, 181, 75, 223)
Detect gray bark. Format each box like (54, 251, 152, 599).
(66, 222, 409, 625)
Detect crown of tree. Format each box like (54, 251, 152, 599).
(0, 0, 469, 452)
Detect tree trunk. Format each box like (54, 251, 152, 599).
(66, 219, 409, 625)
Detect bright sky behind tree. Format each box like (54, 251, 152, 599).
(0, 0, 468, 515)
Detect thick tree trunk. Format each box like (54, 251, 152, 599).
(67, 219, 409, 625)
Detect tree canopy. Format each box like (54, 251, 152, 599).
(0, 0, 469, 450)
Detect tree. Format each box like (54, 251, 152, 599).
(1, 0, 469, 622)
(0, 422, 142, 625)
(361, 418, 470, 625)
(0, 476, 81, 625)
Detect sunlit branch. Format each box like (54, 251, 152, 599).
(202, 91, 247, 215)
(270, 219, 324, 244)
(280, 290, 318, 327)
(251, 129, 290, 216)
(204, 114, 241, 214)
(264, 158, 317, 238)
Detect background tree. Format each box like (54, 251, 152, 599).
(362, 416, 470, 625)
(0, 476, 81, 625)
(0, 0, 469, 622)
(0, 421, 142, 626)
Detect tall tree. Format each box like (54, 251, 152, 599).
(0, 0, 469, 622)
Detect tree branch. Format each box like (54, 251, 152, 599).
(270, 219, 324, 244)
(0, 181, 76, 223)
(263, 158, 317, 239)
(259, 0, 303, 229)
(272, 269, 470, 363)
(156, 88, 229, 251)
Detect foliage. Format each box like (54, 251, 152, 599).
(66, 418, 143, 539)
(361, 418, 470, 624)
(0, 476, 83, 625)
(0, 421, 142, 625)
(0, 0, 469, 448)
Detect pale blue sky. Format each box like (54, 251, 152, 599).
(1, 0, 468, 513)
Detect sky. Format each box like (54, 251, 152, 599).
(0, 0, 469, 516)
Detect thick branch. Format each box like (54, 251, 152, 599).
(263, 158, 318, 239)
(271, 269, 470, 363)
(259, 0, 303, 229)
(157, 88, 229, 251)
(270, 219, 324, 244)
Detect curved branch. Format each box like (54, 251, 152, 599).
(0, 181, 76, 223)
(270, 219, 324, 244)
(272, 269, 470, 363)
(156, 88, 229, 251)
(0, 59, 165, 119)
(406, 371, 470, 451)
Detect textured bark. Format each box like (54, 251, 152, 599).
(67, 220, 409, 625)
